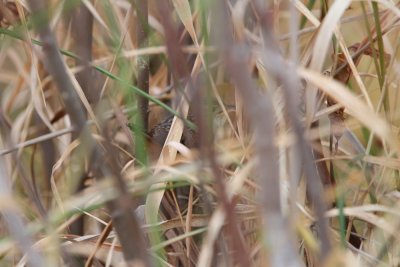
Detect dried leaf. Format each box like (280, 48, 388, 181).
(171, 0, 198, 45)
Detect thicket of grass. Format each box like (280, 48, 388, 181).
(0, 0, 400, 266)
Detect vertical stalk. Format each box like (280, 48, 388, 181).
(371, 2, 389, 113)
(134, 0, 149, 133)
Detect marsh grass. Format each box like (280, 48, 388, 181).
(0, 0, 400, 266)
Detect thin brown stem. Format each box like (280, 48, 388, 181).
(71, 0, 98, 104)
(134, 0, 149, 132)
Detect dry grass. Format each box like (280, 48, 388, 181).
(0, 0, 400, 266)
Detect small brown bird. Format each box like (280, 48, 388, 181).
(139, 101, 235, 160)
(148, 114, 197, 148)
(127, 113, 195, 160)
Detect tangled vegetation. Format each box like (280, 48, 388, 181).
(0, 0, 400, 266)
